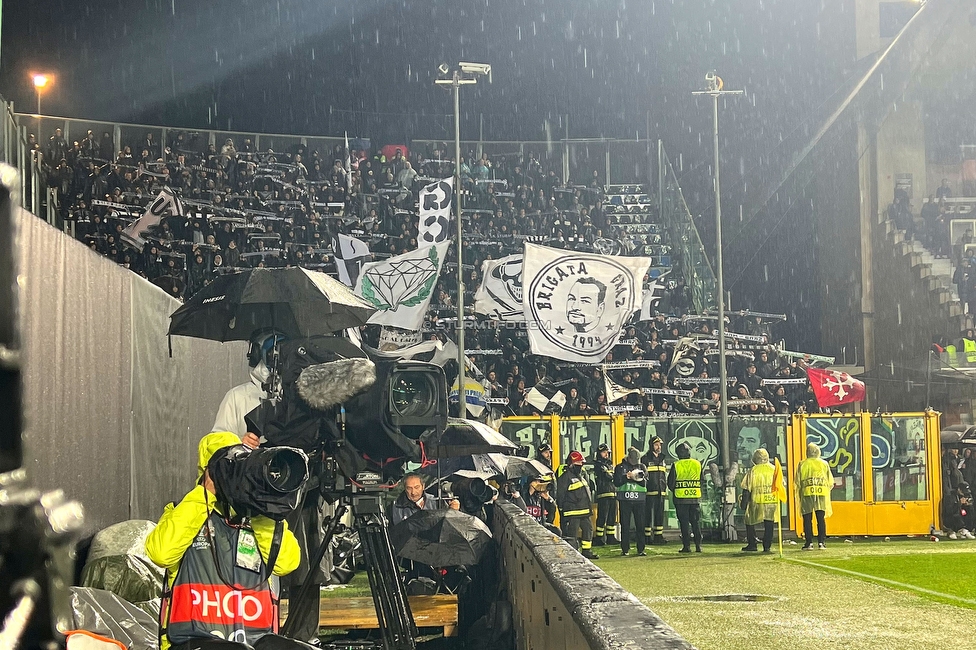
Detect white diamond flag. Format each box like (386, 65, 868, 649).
(355, 241, 449, 331)
(474, 254, 525, 321)
(418, 177, 454, 245)
(522, 243, 652, 363)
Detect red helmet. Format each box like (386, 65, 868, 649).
(568, 450, 585, 464)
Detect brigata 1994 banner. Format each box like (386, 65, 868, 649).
(522, 243, 652, 363)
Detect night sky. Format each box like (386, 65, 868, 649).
(3, 0, 970, 352)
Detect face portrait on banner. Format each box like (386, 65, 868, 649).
(566, 277, 607, 333)
(522, 243, 651, 363)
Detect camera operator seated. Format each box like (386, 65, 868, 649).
(388, 472, 459, 525)
(146, 432, 303, 650)
(522, 476, 560, 535)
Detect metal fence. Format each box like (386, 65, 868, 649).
(657, 142, 717, 313)
(0, 100, 45, 217)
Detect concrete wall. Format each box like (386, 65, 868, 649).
(492, 501, 694, 650)
(876, 99, 928, 208)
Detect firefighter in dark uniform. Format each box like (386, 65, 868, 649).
(592, 443, 617, 546)
(641, 436, 669, 544)
(613, 447, 648, 556)
(668, 442, 704, 553)
(556, 450, 599, 559)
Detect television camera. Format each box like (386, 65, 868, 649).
(214, 335, 453, 650)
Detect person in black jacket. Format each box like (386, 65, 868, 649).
(592, 443, 617, 546)
(613, 447, 648, 556)
(523, 477, 560, 535)
(556, 450, 598, 559)
(641, 436, 669, 545)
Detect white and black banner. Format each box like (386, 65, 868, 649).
(355, 242, 449, 331)
(522, 243, 652, 364)
(418, 177, 454, 245)
(638, 271, 671, 321)
(641, 388, 694, 398)
(333, 233, 371, 287)
(600, 360, 660, 370)
(378, 327, 423, 352)
(762, 377, 807, 385)
(121, 187, 183, 248)
(474, 254, 524, 321)
(604, 371, 640, 404)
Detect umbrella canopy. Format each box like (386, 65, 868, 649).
(941, 425, 976, 446)
(168, 267, 375, 342)
(418, 454, 504, 481)
(487, 454, 553, 480)
(418, 453, 551, 482)
(419, 418, 519, 459)
(389, 509, 492, 568)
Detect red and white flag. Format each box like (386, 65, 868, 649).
(806, 367, 865, 407)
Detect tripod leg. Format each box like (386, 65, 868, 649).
(357, 514, 416, 650)
(374, 515, 417, 640)
(280, 503, 347, 639)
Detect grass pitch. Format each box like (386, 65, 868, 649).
(597, 537, 976, 650)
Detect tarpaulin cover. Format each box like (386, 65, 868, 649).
(70, 587, 159, 650)
(18, 210, 250, 532)
(81, 520, 163, 604)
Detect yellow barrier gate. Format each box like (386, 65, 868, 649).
(789, 411, 943, 537)
(500, 411, 944, 537)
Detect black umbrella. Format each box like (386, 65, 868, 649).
(418, 453, 551, 482)
(487, 454, 553, 480)
(167, 267, 375, 342)
(418, 454, 504, 481)
(389, 509, 492, 567)
(419, 418, 519, 459)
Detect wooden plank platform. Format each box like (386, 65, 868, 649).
(280, 595, 458, 636)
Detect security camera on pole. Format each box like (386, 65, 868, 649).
(435, 62, 491, 414)
(693, 71, 742, 542)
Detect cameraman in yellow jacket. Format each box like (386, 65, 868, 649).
(146, 432, 302, 650)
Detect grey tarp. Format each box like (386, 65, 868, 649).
(18, 210, 248, 534)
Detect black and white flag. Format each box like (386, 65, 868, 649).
(524, 378, 567, 415)
(418, 177, 454, 245)
(604, 370, 640, 404)
(522, 243, 652, 363)
(638, 271, 671, 321)
(669, 337, 702, 377)
(332, 233, 371, 287)
(121, 187, 183, 248)
(474, 254, 524, 321)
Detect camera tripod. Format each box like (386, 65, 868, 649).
(281, 493, 417, 650)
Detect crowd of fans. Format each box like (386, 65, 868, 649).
(29, 125, 823, 418)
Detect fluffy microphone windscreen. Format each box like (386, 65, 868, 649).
(297, 358, 377, 410)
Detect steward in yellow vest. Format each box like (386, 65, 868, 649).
(739, 448, 780, 553)
(668, 443, 703, 553)
(796, 442, 833, 549)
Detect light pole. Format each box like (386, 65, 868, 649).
(693, 71, 742, 541)
(32, 73, 51, 115)
(435, 62, 491, 415)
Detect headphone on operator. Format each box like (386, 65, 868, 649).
(247, 330, 287, 368)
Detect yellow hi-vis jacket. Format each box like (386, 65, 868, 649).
(740, 462, 779, 525)
(796, 457, 834, 517)
(671, 458, 703, 502)
(146, 432, 301, 650)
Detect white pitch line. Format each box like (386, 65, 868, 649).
(789, 558, 976, 607)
